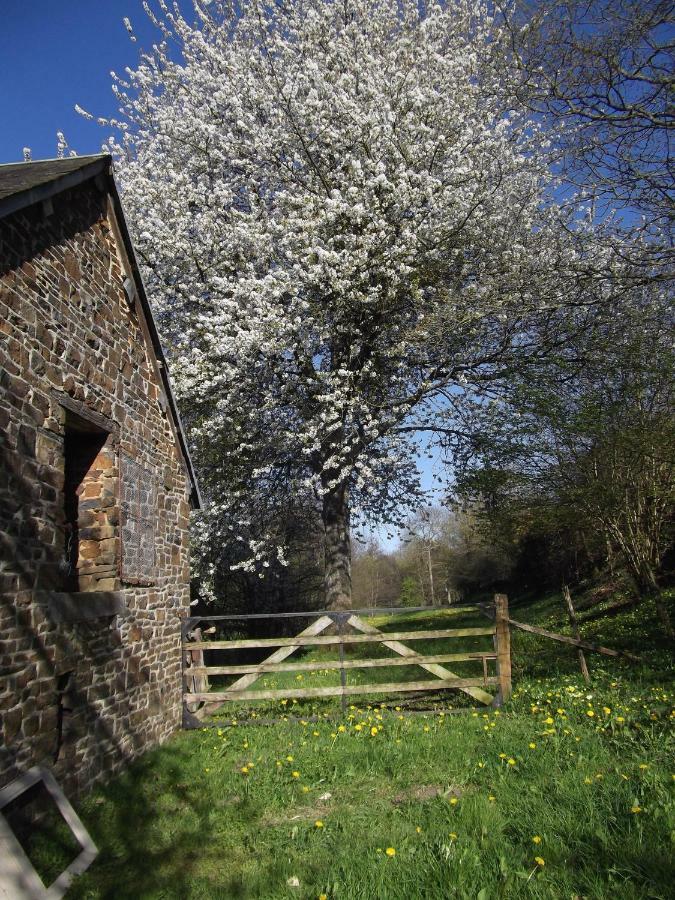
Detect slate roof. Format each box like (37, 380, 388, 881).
(0, 155, 202, 509)
(0, 155, 107, 202)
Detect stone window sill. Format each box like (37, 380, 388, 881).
(37, 591, 131, 624)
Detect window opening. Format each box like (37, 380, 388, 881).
(62, 413, 109, 591)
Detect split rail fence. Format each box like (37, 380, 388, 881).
(181, 594, 512, 727)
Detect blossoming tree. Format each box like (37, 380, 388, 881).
(99, 0, 601, 608)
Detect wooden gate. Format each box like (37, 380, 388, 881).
(181, 596, 512, 727)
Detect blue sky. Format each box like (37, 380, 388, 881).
(0, 2, 165, 163)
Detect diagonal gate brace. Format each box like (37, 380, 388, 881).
(347, 615, 494, 705)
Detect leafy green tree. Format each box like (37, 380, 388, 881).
(399, 576, 424, 607)
(453, 290, 674, 634)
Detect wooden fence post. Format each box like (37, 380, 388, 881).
(494, 593, 512, 703)
(563, 584, 590, 683)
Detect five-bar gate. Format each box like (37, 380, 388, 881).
(181, 595, 512, 726)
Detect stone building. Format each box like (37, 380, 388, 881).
(0, 155, 201, 796)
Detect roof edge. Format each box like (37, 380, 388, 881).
(105, 164, 204, 510)
(0, 155, 110, 220)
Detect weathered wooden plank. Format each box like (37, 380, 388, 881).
(188, 626, 494, 651)
(347, 615, 495, 705)
(184, 626, 209, 714)
(189, 651, 498, 676)
(185, 677, 501, 703)
(508, 618, 641, 661)
(222, 615, 334, 695)
(563, 585, 590, 682)
(494, 594, 512, 702)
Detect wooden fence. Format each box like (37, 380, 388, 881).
(181, 595, 512, 726)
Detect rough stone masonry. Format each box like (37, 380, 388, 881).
(0, 155, 201, 797)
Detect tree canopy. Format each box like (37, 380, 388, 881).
(99, 0, 625, 607)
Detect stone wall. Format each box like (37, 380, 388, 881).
(0, 178, 192, 796)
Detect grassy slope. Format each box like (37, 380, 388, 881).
(30, 589, 675, 899)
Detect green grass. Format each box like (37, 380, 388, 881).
(31, 590, 675, 898)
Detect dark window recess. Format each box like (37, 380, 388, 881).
(54, 671, 74, 763)
(62, 416, 108, 591)
(120, 453, 156, 583)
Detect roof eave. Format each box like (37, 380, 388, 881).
(105, 167, 204, 510)
(0, 156, 110, 220)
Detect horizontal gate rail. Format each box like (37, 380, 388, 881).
(181, 598, 513, 726)
(187, 677, 501, 704)
(184, 604, 483, 623)
(187, 626, 494, 651)
(188, 651, 498, 677)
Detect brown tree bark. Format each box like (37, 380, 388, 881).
(634, 565, 674, 642)
(322, 480, 352, 610)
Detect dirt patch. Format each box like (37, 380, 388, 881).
(392, 783, 462, 804)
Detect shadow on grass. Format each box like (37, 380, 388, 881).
(55, 735, 301, 899)
(58, 741, 227, 898)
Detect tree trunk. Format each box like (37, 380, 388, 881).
(634, 564, 674, 641)
(426, 546, 435, 605)
(322, 481, 352, 610)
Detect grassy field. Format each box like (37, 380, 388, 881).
(28, 588, 675, 899)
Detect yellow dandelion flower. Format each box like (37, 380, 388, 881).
(371, 727, 378, 736)
(638, 763, 648, 770)
(544, 717, 554, 725)
(319, 895, 327, 900)
(354, 724, 363, 731)
(423, 725, 430, 732)
(478, 762, 485, 768)
(338, 725, 346, 733)
(529, 743, 536, 749)
(302, 786, 310, 793)
(584, 777, 593, 784)
(488, 795, 496, 802)
(535, 856, 545, 866)
(449, 832, 457, 840)
(586, 710, 595, 717)
(292, 771, 300, 778)
(532, 836, 542, 844)
(385, 847, 396, 857)
(449, 797, 458, 805)
(315, 820, 324, 828)
(616, 716, 625, 723)
(416, 826, 422, 834)
(507, 758, 516, 766)
(603, 707, 611, 715)
(286, 755, 294, 762)
(240, 766, 249, 775)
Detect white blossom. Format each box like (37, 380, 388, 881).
(99, 0, 608, 596)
